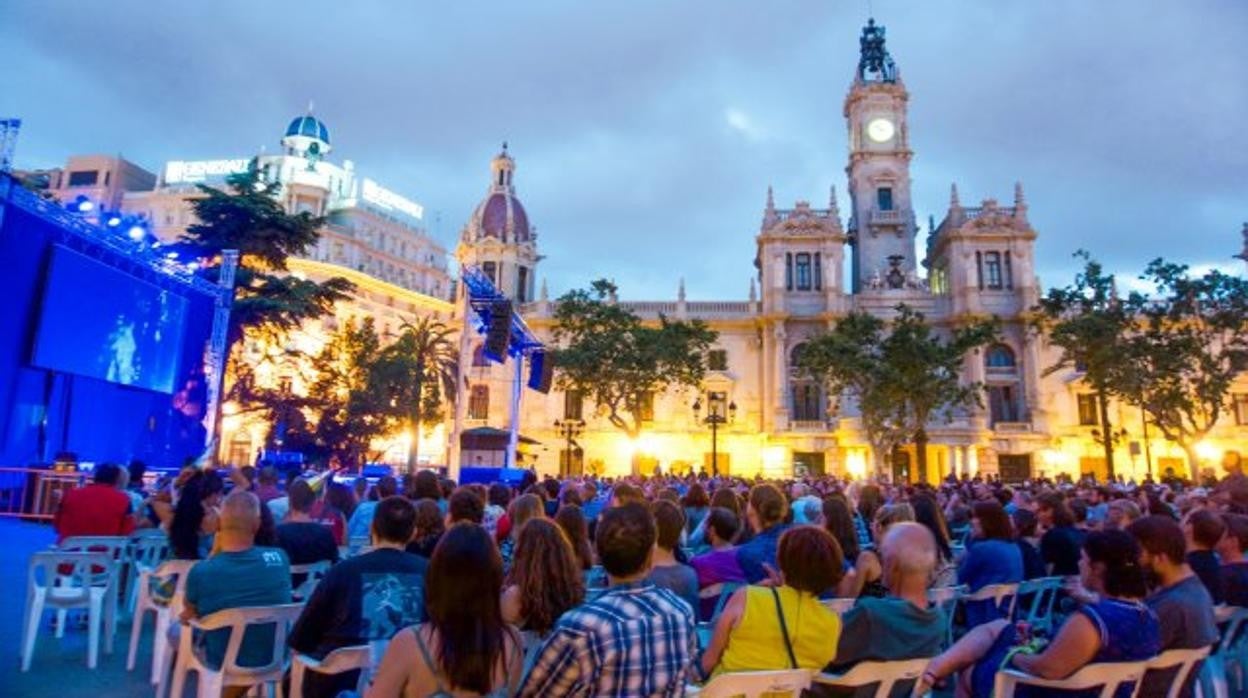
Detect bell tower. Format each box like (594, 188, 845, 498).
(844, 19, 917, 292)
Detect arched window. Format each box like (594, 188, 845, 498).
(468, 385, 489, 420)
(789, 343, 822, 421)
(471, 343, 489, 367)
(985, 344, 1016, 370)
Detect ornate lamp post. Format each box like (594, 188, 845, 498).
(692, 395, 737, 476)
(554, 418, 585, 477)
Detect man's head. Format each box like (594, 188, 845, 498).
(447, 487, 485, 525)
(595, 502, 655, 579)
(93, 462, 122, 486)
(218, 490, 261, 545)
(879, 522, 937, 593)
(127, 460, 147, 487)
(1106, 499, 1142, 530)
(609, 483, 644, 509)
(1185, 509, 1226, 552)
(652, 500, 685, 553)
(747, 483, 788, 532)
(257, 466, 278, 486)
(1127, 515, 1186, 576)
(372, 496, 418, 545)
(376, 475, 399, 499)
(1217, 514, 1248, 561)
(705, 506, 740, 546)
(1037, 492, 1074, 528)
(288, 479, 316, 513)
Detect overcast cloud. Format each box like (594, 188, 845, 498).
(2, 0, 1244, 299)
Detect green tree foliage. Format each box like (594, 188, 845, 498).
(375, 317, 459, 473)
(800, 305, 998, 481)
(551, 279, 717, 464)
(1116, 260, 1248, 476)
(1033, 252, 1134, 480)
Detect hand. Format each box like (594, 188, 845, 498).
(759, 563, 783, 587)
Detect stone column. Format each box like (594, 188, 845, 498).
(773, 324, 788, 431)
(960, 445, 973, 477)
(950, 446, 961, 479)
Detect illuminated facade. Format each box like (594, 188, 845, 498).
(454, 19, 1248, 483)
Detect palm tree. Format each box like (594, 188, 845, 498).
(380, 317, 459, 473)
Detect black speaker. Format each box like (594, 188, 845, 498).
(483, 299, 512, 362)
(528, 350, 554, 393)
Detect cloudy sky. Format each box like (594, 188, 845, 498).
(2, 1, 1244, 300)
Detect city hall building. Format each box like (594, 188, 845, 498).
(27, 20, 1248, 483)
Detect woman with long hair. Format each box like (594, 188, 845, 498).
(500, 493, 546, 572)
(405, 499, 445, 559)
(370, 523, 523, 697)
(821, 494, 860, 562)
(957, 501, 1023, 627)
(912, 493, 956, 586)
(681, 482, 711, 537)
(501, 518, 585, 636)
(170, 470, 224, 559)
(554, 504, 595, 571)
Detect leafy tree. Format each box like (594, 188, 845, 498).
(1116, 260, 1248, 477)
(1033, 253, 1134, 480)
(800, 306, 997, 481)
(551, 279, 717, 472)
(375, 317, 459, 473)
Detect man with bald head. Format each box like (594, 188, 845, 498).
(826, 522, 946, 674)
(183, 490, 291, 678)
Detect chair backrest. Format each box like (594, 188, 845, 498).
(993, 662, 1146, 698)
(821, 597, 857, 615)
(191, 603, 305, 676)
(60, 535, 131, 558)
(1014, 577, 1062, 628)
(1214, 605, 1248, 656)
(130, 532, 171, 570)
(695, 669, 813, 698)
(815, 658, 930, 698)
(151, 559, 197, 614)
(963, 582, 1020, 618)
(290, 560, 331, 600)
(1140, 646, 1211, 698)
(927, 585, 965, 647)
(29, 551, 114, 603)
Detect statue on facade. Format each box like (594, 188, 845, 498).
(867, 269, 884, 290)
(885, 255, 906, 289)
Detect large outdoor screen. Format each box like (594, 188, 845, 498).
(32, 245, 189, 394)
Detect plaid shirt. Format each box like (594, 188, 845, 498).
(519, 581, 697, 697)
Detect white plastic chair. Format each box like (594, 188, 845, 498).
(696, 582, 743, 648)
(821, 597, 857, 615)
(927, 585, 966, 648)
(688, 669, 813, 698)
(169, 602, 304, 698)
(993, 661, 1147, 698)
(127, 559, 195, 688)
(290, 560, 332, 601)
(814, 657, 931, 697)
(59, 534, 129, 653)
(1140, 646, 1211, 698)
(21, 551, 113, 670)
(1013, 576, 1063, 635)
(126, 530, 172, 616)
(1205, 605, 1248, 698)
(290, 644, 371, 698)
(962, 582, 1020, 624)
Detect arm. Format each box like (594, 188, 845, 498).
(1011, 611, 1099, 679)
(366, 627, 414, 698)
(500, 585, 523, 627)
(700, 586, 747, 676)
(918, 618, 1010, 692)
(518, 627, 584, 698)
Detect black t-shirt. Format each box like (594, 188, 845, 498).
(1188, 550, 1223, 604)
(1016, 539, 1047, 580)
(1040, 525, 1085, 576)
(276, 521, 340, 565)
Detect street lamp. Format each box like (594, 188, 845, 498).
(692, 395, 737, 476)
(554, 418, 585, 477)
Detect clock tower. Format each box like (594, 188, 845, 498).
(844, 19, 917, 292)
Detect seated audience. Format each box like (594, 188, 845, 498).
(276, 480, 339, 567)
(519, 502, 696, 697)
(1183, 509, 1226, 603)
(736, 484, 792, 583)
(346, 475, 397, 543)
(681, 482, 711, 536)
(170, 470, 224, 560)
(254, 466, 283, 503)
(484, 483, 510, 539)
(54, 462, 136, 543)
(646, 500, 701, 613)
(499, 493, 545, 573)
(405, 499, 445, 559)
(1106, 499, 1142, 530)
(1011, 508, 1047, 580)
(958, 501, 1023, 628)
(918, 530, 1159, 698)
(828, 523, 946, 675)
(1219, 513, 1248, 606)
(690, 507, 747, 618)
(182, 491, 292, 681)
(554, 504, 595, 571)
(310, 481, 351, 546)
(1037, 492, 1084, 576)
(1128, 515, 1218, 698)
(289, 496, 428, 698)
(446, 487, 485, 526)
(500, 518, 584, 637)
(913, 494, 957, 587)
(822, 495, 861, 565)
(369, 523, 523, 697)
(700, 526, 844, 677)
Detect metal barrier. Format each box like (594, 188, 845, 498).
(0, 467, 86, 520)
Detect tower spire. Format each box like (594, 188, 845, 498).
(829, 185, 840, 218)
(1013, 181, 1028, 221)
(950, 183, 961, 210)
(857, 18, 898, 83)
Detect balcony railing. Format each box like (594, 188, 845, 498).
(993, 422, 1032, 433)
(791, 420, 828, 432)
(869, 209, 906, 226)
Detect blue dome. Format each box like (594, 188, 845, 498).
(284, 115, 330, 145)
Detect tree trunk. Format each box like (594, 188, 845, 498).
(406, 375, 423, 475)
(915, 428, 929, 484)
(1097, 390, 1115, 481)
(870, 443, 888, 480)
(1180, 441, 1201, 482)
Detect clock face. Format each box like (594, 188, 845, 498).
(867, 117, 895, 143)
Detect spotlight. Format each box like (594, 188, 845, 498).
(127, 225, 146, 241)
(151, 241, 162, 248)
(74, 196, 94, 212)
(165, 252, 179, 260)
(106, 216, 122, 227)
(187, 262, 200, 272)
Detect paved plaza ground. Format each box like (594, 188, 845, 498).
(0, 518, 156, 697)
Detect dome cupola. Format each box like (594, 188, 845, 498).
(281, 110, 332, 159)
(464, 143, 532, 244)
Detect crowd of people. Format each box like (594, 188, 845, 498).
(46, 449, 1248, 697)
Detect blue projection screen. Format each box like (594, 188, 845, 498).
(32, 245, 189, 394)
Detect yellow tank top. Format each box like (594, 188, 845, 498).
(715, 585, 841, 675)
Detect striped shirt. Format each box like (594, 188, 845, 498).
(519, 581, 697, 697)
